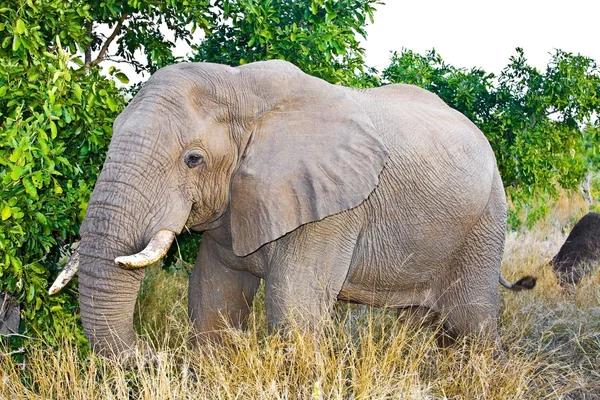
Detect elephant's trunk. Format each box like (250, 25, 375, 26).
(76, 167, 161, 357)
(77, 230, 175, 355)
(78, 235, 145, 356)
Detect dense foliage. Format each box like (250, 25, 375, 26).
(84, 0, 212, 74)
(384, 49, 600, 225)
(192, 0, 380, 86)
(0, 0, 216, 347)
(0, 0, 125, 347)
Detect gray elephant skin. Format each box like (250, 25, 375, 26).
(60, 60, 533, 357)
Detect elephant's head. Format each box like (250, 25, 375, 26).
(54, 60, 388, 356)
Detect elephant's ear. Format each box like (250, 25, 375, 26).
(230, 81, 389, 257)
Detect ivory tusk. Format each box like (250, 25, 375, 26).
(115, 230, 175, 269)
(49, 250, 80, 295)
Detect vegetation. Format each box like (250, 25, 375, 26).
(1, 193, 599, 398)
(1, 1, 599, 396)
(0, 0, 125, 348)
(192, 0, 381, 86)
(81, 0, 213, 74)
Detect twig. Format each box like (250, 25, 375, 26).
(103, 56, 140, 64)
(91, 12, 129, 67)
(0, 347, 24, 357)
(0, 333, 39, 341)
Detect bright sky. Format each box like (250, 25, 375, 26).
(363, 0, 600, 74)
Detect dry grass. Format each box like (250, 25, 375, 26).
(1, 193, 599, 399)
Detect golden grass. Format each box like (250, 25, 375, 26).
(1, 192, 599, 399)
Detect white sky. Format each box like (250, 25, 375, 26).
(363, 0, 600, 74)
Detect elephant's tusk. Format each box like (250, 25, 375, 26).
(115, 230, 175, 269)
(49, 250, 80, 295)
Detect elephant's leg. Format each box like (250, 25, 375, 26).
(435, 185, 506, 347)
(264, 218, 359, 332)
(188, 234, 260, 343)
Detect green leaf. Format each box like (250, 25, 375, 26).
(29, 262, 45, 274)
(35, 212, 47, 225)
(27, 284, 35, 303)
(12, 34, 20, 51)
(106, 96, 118, 111)
(53, 179, 63, 194)
(31, 172, 43, 188)
(15, 19, 25, 34)
(73, 83, 82, 101)
(115, 72, 129, 84)
(9, 148, 22, 163)
(49, 120, 57, 139)
(10, 165, 22, 180)
(23, 177, 38, 198)
(1, 205, 11, 221)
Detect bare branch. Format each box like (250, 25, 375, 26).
(91, 12, 129, 67)
(1, 347, 24, 357)
(0, 332, 39, 341)
(103, 56, 140, 64)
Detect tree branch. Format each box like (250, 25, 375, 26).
(84, 20, 93, 72)
(1, 347, 24, 357)
(91, 12, 129, 67)
(103, 56, 140, 64)
(0, 332, 39, 341)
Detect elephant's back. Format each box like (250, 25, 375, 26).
(352, 84, 496, 208)
(356, 84, 495, 165)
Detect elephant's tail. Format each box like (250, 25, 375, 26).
(499, 275, 536, 291)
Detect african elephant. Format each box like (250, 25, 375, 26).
(50, 60, 534, 357)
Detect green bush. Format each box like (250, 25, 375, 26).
(0, 2, 125, 347)
(192, 0, 381, 86)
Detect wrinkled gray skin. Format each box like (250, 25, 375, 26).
(79, 60, 509, 357)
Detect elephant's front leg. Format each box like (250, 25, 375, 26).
(188, 234, 260, 343)
(264, 219, 359, 331)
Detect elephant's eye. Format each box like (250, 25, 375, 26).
(185, 152, 204, 168)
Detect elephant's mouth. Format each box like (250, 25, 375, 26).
(49, 229, 176, 294)
(188, 210, 229, 232)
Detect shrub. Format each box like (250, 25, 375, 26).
(0, 2, 125, 348)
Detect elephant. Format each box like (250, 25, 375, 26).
(49, 60, 534, 358)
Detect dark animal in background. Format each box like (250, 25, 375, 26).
(551, 212, 600, 285)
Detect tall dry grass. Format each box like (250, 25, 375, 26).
(1, 192, 598, 399)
